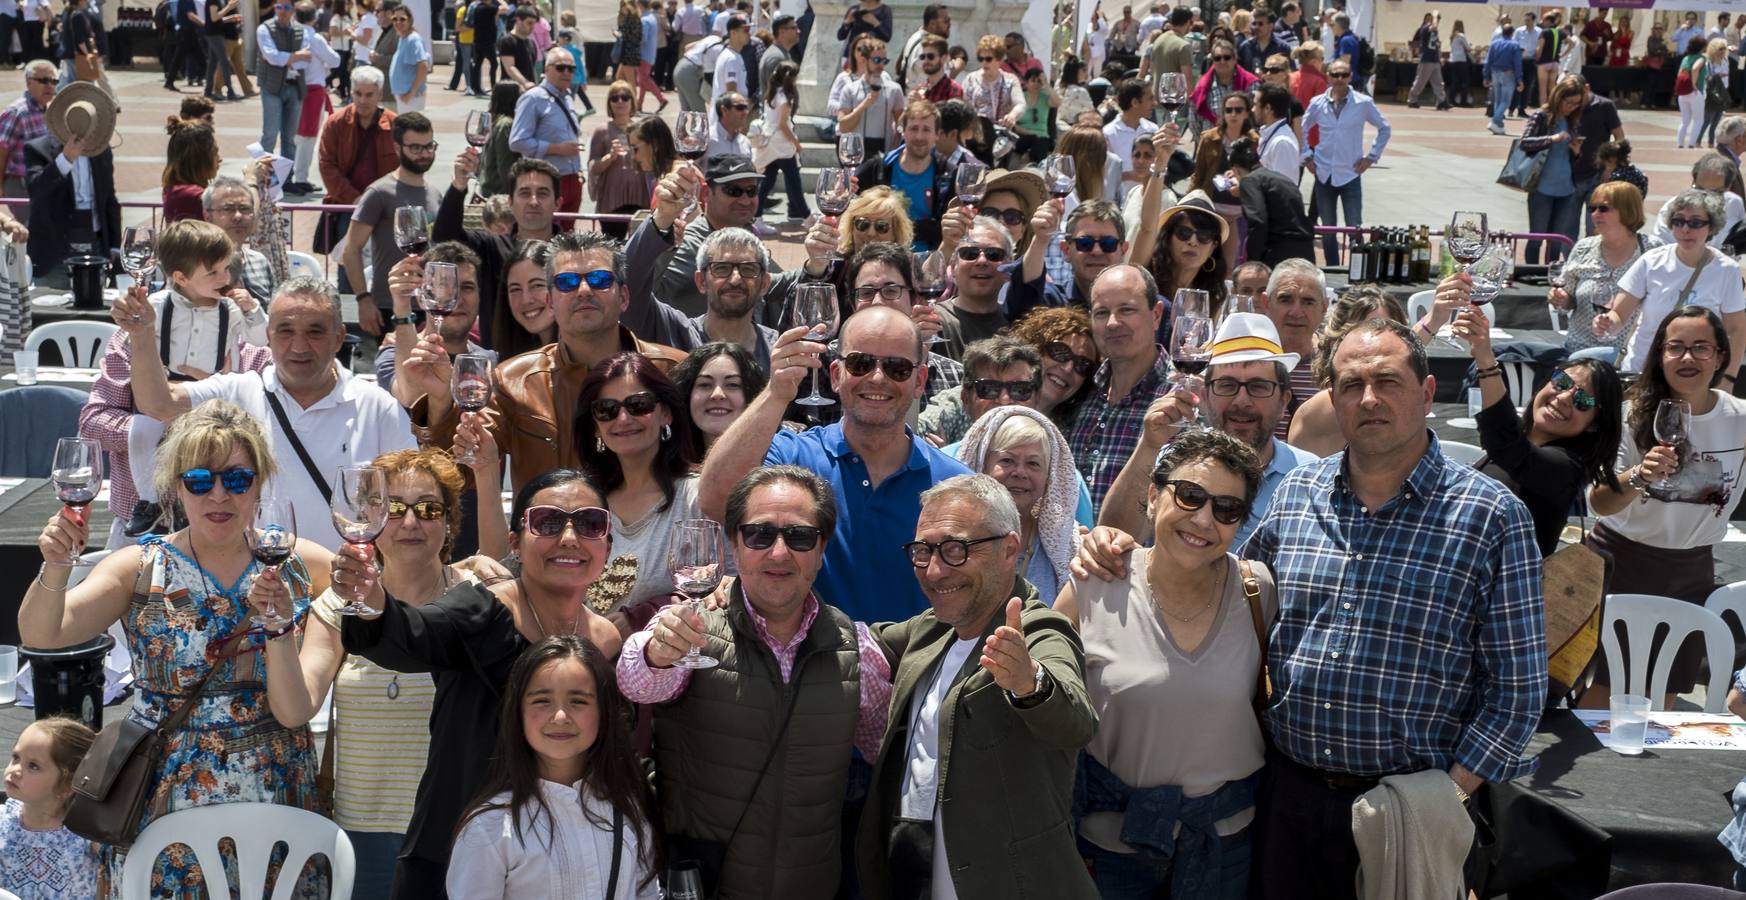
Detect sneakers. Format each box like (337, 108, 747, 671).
(1487, 123, 1506, 136)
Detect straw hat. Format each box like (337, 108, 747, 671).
(46, 82, 119, 151)
(1207, 312, 1300, 371)
(1159, 189, 1231, 245)
(946, 168, 1046, 214)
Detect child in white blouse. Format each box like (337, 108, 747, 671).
(0, 717, 99, 900)
(449, 636, 661, 900)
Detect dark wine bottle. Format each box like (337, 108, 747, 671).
(1347, 230, 1366, 284)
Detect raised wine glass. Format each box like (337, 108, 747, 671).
(815, 167, 854, 260)
(1044, 154, 1076, 200)
(836, 132, 864, 169)
(451, 353, 495, 465)
(464, 110, 491, 149)
(51, 437, 103, 567)
(393, 206, 430, 258)
(121, 224, 157, 289)
(1652, 398, 1691, 491)
(330, 465, 389, 617)
(666, 519, 725, 669)
(1446, 210, 1488, 272)
(790, 282, 840, 407)
(1156, 72, 1189, 123)
(420, 260, 459, 336)
(1173, 287, 1211, 320)
(1168, 315, 1214, 430)
(675, 111, 710, 214)
(249, 495, 298, 629)
(913, 251, 947, 346)
(1448, 243, 1512, 351)
(955, 159, 989, 207)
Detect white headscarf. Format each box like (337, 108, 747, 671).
(956, 405, 1080, 592)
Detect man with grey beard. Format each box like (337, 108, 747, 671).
(625, 213, 779, 369)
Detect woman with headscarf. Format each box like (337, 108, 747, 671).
(957, 405, 1080, 601)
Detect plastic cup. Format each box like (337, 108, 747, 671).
(1467, 387, 1483, 419)
(0, 645, 17, 704)
(1609, 693, 1651, 755)
(1548, 303, 1570, 332)
(13, 350, 37, 385)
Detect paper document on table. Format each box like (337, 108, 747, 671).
(245, 143, 291, 203)
(1574, 710, 1746, 750)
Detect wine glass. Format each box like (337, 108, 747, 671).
(1546, 260, 1568, 332)
(913, 251, 946, 346)
(836, 132, 864, 169)
(420, 260, 460, 336)
(1446, 210, 1488, 271)
(1156, 71, 1188, 122)
(1045, 154, 1076, 200)
(1652, 399, 1691, 491)
(393, 206, 431, 258)
(667, 861, 707, 900)
(666, 519, 725, 670)
(675, 111, 710, 214)
(1174, 287, 1211, 320)
(51, 437, 103, 567)
(120, 224, 157, 288)
(1168, 315, 1214, 429)
(451, 353, 495, 465)
(464, 110, 491, 149)
(1448, 244, 1512, 351)
(790, 283, 840, 407)
(955, 159, 989, 207)
(249, 495, 298, 628)
(330, 466, 389, 617)
(815, 168, 854, 260)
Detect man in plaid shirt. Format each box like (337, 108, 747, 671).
(1069, 264, 1171, 512)
(0, 61, 53, 227)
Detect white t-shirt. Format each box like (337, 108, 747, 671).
(835, 73, 905, 144)
(712, 46, 747, 98)
(898, 636, 979, 900)
(1651, 192, 1746, 252)
(1601, 391, 1746, 549)
(1618, 245, 1746, 373)
(1258, 119, 1300, 179)
(1101, 117, 1157, 177)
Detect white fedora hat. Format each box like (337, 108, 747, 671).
(1207, 312, 1300, 371)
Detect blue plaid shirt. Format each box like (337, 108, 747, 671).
(1070, 344, 1171, 512)
(1241, 433, 1546, 784)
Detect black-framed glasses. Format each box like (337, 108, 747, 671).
(706, 260, 763, 280)
(1071, 235, 1122, 254)
(920, 52, 938, 60)
(1328, 71, 1352, 79)
(853, 283, 910, 303)
(977, 55, 995, 62)
(1263, 66, 1286, 73)
(841, 351, 918, 381)
(1172, 224, 1217, 245)
(1042, 341, 1097, 376)
(717, 183, 760, 198)
(180, 466, 257, 496)
(1224, 106, 1248, 114)
(737, 523, 823, 551)
(977, 207, 1026, 227)
(956, 245, 1009, 263)
(549, 63, 575, 71)
(726, 101, 750, 110)
(970, 378, 1038, 401)
(1549, 371, 1597, 411)
(903, 534, 1006, 567)
(1591, 204, 1613, 214)
(523, 505, 612, 538)
(853, 217, 894, 234)
(553, 270, 615, 292)
(591, 391, 661, 421)
(1208, 377, 1286, 398)
(1155, 478, 1250, 525)
(388, 499, 448, 520)
(27, 76, 55, 85)
(869, 56, 888, 64)
(1211, 54, 1235, 61)
(1663, 341, 1718, 361)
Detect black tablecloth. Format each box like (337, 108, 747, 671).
(0, 479, 113, 647)
(1583, 63, 1676, 107)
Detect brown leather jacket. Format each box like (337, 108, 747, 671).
(415, 327, 687, 488)
(318, 104, 399, 205)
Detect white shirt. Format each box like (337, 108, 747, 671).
(712, 44, 746, 98)
(299, 25, 342, 90)
(1601, 391, 1746, 550)
(52, 152, 97, 229)
(179, 363, 416, 548)
(257, 19, 310, 74)
(1300, 89, 1391, 187)
(684, 33, 725, 68)
(706, 120, 751, 163)
(711, 10, 729, 35)
(448, 781, 660, 900)
(1087, 18, 1108, 69)
(1652, 192, 1746, 251)
(1101, 116, 1157, 175)
(899, 636, 978, 900)
(673, 0, 704, 36)
(1617, 245, 1746, 373)
(1136, 12, 1164, 48)
(148, 288, 269, 372)
(1258, 118, 1300, 178)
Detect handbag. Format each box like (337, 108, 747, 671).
(0, 235, 30, 355)
(1239, 559, 1271, 715)
(1496, 138, 1549, 193)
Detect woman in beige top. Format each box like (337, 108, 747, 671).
(1057, 429, 1274, 900)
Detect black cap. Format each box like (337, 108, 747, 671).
(725, 15, 748, 30)
(705, 154, 760, 184)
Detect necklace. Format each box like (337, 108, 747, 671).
(523, 577, 580, 640)
(1152, 556, 1228, 623)
(387, 567, 456, 700)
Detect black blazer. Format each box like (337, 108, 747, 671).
(1239, 164, 1316, 267)
(25, 134, 120, 275)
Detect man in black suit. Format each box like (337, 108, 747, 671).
(26, 128, 119, 288)
(1232, 135, 1315, 268)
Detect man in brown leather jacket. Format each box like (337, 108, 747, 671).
(400, 230, 686, 488)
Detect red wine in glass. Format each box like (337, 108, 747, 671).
(1173, 357, 1209, 377)
(397, 236, 429, 257)
(455, 380, 490, 413)
(252, 543, 293, 568)
(819, 197, 850, 217)
(55, 483, 96, 510)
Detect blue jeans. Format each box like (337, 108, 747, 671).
(1526, 189, 1578, 264)
(1490, 70, 1515, 131)
(1078, 831, 1253, 900)
(260, 83, 302, 160)
(1313, 176, 1362, 266)
(345, 830, 403, 900)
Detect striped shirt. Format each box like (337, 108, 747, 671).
(1240, 434, 1546, 784)
(1276, 359, 1320, 440)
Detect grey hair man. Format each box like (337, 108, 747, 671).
(622, 222, 780, 370)
(201, 175, 277, 307)
(1265, 257, 1330, 428)
(1719, 115, 1746, 168)
(0, 60, 56, 206)
(919, 335, 1043, 447)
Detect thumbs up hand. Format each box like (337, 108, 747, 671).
(980, 597, 1040, 697)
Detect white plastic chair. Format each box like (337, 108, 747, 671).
(1705, 581, 1746, 639)
(1502, 361, 1538, 411)
(1407, 289, 1434, 327)
(287, 251, 325, 281)
(24, 321, 117, 368)
(1601, 593, 1734, 712)
(120, 803, 355, 900)
(1441, 441, 1486, 466)
(0, 887, 20, 899)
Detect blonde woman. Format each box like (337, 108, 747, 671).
(800, 184, 914, 279)
(1700, 37, 1731, 148)
(963, 34, 1025, 134)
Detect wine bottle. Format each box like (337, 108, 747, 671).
(1366, 229, 1384, 283)
(1347, 230, 1366, 284)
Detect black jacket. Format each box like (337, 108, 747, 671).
(25, 135, 120, 275)
(1238, 165, 1315, 267)
(855, 146, 956, 248)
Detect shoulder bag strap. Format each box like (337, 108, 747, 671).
(721, 684, 801, 858)
(1238, 559, 1269, 712)
(262, 382, 334, 502)
(604, 807, 623, 900)
(1678, 249, 1713, 304)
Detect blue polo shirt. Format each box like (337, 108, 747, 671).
(766, 423, 972, 623)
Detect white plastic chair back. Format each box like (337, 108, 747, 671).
(0, 887, 21, 899)
(1502, 361, 1538, 411)
(1705, 581, 1746, 642)
(24, 321, 117, 368)
(120, 803, 355, 900)
(1440, 441, 1486, 466)
(1407, 289, 1434, 327)
(1601, 593, 1733, 712)
(287, 251, 325, 281)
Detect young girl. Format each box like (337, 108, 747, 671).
(448, 637, 661, 900)
(0, 718, 99, 900)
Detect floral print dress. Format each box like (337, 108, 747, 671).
(97, 537, 324, 900)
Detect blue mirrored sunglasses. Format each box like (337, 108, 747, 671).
(552, 270, 616, 292)
(180, 467, 257, 496)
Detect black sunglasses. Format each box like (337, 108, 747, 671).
(180, 466, 257, 496)
(1263, 66, 1286, 74)
(956, 245, 1009, 263)
(978, 55, 994, 62)
(590, 391, 661, 422)
(388, 499, 448, 520)
(1329, 71, 1352, 78)
(1155, 478, 1249, 525)
(717, 183, 760, 198)
(970, 378, 1038, 401)
(903, 535, 1005, 567)
(1071, 235, 1122, 254)
(524, 505, 612, 538)
(549, 63, 575, 72)
(841, 351, 918, 381)
(1172, 223, 1218, 245)
(1042, 341, 1097, 376)
(1211, 54, 1234, 61)
(977, 207, 1026, 227)
(853, 217, 893, 234)
(737, 523, 823, 551)
(1550, 371, 1597, 411)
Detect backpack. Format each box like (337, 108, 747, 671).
(462, 1, 477, 29)
(152, 0, 172, 34)
(1355, 37, 1376, 76)
(1675, 61, 1695, 96)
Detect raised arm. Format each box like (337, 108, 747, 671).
(110, 286, 191, 421)
(19, 536, 137, 650)
(697, 326, 825, 519)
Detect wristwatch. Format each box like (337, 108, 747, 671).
(388, 312, 419, 327)
(1009, 664, 1051, 708)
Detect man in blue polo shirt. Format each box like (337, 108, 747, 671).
(700, 304, 970, 622)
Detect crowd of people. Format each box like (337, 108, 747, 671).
(6, 1, 1746, 899)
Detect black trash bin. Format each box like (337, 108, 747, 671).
(22, 634, 116, 732)
(67, 256, 109, 310)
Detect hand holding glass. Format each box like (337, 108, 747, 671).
(790, 283, 839, 407)
(666, 520, 725, 670)
(420, 260, 460, 335)
(249, 496, 298, 628)
(330, 466, 389, 616)
(452, 353, 495, 465)
(51, 437, 102, 566)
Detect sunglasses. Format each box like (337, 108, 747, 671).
(1263, 66, 1286, 74)
(1329, 71, 1352, 78)
(1224, 107, 1248, 114)
(180, 466, 257, 496)
(549, 64, 575, 72)
(978, 207, 1026, 227)
(869, 56, 888, 64)
(956, 245, 1010, 263)
(1071, 235, 1122, 254)
(1155, 478, 1250, 525)
(902, 535, 1005, 568)
(716, 183, 760, 198)
(27, 76, 55, 85)
(388, 499, 448, 520)
(1172, 224, 1218, 245)
(853, 283, 910, 304)
(1549, 371, 1597, 412)
(841, 351, 918, 381)
(970, 378, 1038, 401)
(1042, 340, 1097, 376)
(1211, 54, 1234, 61)
(1591, 204, 1613, 214)
(920, 52, 938, 60)
(591, 391, 661, 421)
(737, 522, 823, 551)
(552, 270, 616, 292)
(1669, 216, 1710, 231)
(853, 217, 893, 234)
(726, 101, 750, 110)
(978, 55, 995, 62)
(523, 505, 612, 539)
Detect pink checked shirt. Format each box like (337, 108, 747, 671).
(618, 592, 894, 760)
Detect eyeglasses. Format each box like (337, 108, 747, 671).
(388, 499, 448, 520)
(27, 76, 55, 85)
(213, 204, 256, 216)
(956, 245, 1009, 263)
(706, 260, 763, 280)
(590, 391, 662, 421)
(970, 378, 1038, 401)
(523, 505, 612, 539)
(853, 283, 910, 303)
(716, 183, 760, 198)
(1664, 341, 1718, 361)
(1211, 54, 1234, 61)
(180, 466, 257, 495)
(1042, 340, 1097, 376)
(737, 522, 823, 551)
(1171, 223, 1218, 245)
(978, 207, 1026, 227)
(1155, 478, 1250, 525)
(1224, 106, 1248, 114)
(552, 269, 616, 292)
(840, 351, 918, 381)
(1591, 204, 1613, 214)
(902, 534, 1005, 567)
(1070, 235, 1122, 254)
(549, 63, 575, 72)
(1549, 371, 1597, 412)
(1669, 216, 1711, 231)
(1208, 377, 1286, 398)
(853, 217, 893, 234)
(920, 52, 938, 60)
(978, 55, 995, 62)
(400, 140, 439, 154)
